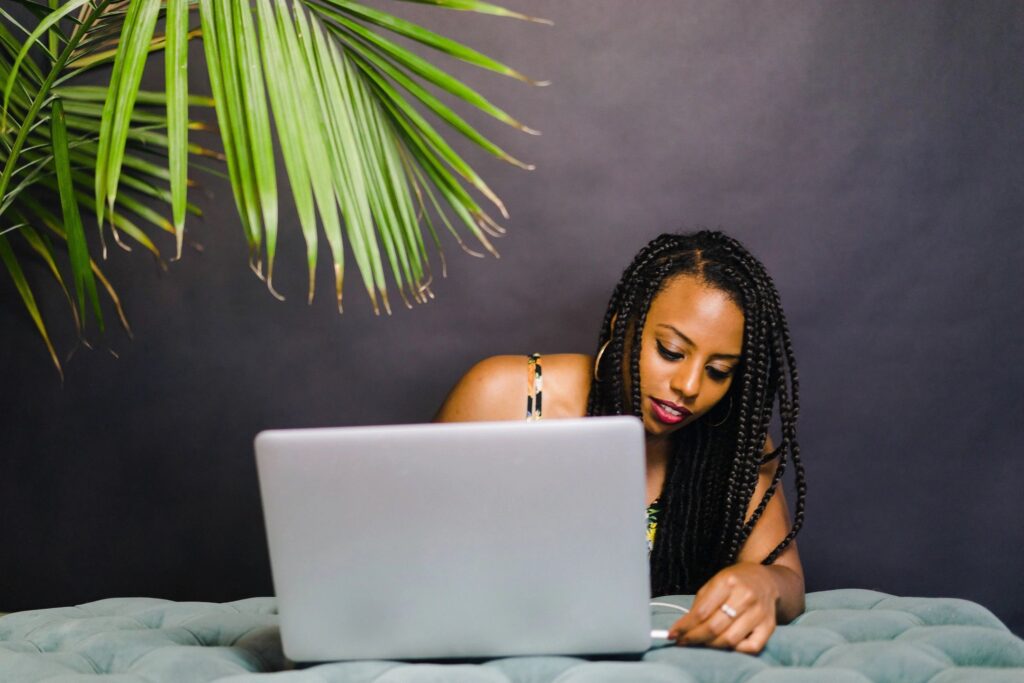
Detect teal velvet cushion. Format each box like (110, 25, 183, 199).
(1, 590, 1021, 682)
(0, 597, 282, 682)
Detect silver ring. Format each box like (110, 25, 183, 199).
(720, 603, 738, 619)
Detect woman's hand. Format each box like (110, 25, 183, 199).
(667, 562, 780, 654)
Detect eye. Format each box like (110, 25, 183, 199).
(706, 366, 734, 381)
(656, 340, 683, 361)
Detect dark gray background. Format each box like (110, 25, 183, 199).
(2, 1, 1022, 635)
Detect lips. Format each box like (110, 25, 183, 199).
(650, 398, 693, 425)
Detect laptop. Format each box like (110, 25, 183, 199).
(254, 416, 654, 662)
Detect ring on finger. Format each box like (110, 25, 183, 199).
(720, 603, 738, 619)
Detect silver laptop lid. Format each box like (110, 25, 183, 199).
(255, 416, 651, 661)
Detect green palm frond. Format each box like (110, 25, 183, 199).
(1, 0, 544, 376)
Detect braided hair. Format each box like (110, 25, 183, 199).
(587, 231, 806, 596)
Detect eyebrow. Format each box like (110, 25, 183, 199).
(656, 324, 742, 360)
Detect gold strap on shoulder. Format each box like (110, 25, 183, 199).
(526, 353, 543, 421)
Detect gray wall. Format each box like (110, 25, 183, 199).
(2, 1, 1022, 635)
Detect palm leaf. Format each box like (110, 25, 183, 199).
(234, 0, 279, 293)
(0, 1, 200, 372)
(166, 0, 189, 259)
(314, 0, 545, 84)
(394, 0, 551, 24)
(1, 0, 543, 372)
(311, 4, 537, 133)
(18, 195, 133, 336)
(0, 233, 61, 377)
(324, 16, 534, 168)
(1, 0, 89, 133)
(199, 0, 262, 271)
(94, 0, 160, 247)
(18, 223, 82, 336)
(51, 97, 102, 330)
(256, 0, 318, 302)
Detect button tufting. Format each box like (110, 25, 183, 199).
(0, 591, 1020, 682)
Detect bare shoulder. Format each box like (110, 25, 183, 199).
(433, 353, 594, 423)
(543, 353, 592, 375)
(434, 355, 529, 423)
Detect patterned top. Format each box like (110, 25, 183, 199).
(525, 353, 660, 554)
(646, 499, 661, 554)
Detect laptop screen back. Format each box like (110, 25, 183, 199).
(255, 416, 652, 661)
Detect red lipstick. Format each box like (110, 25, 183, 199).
(650, 398, 692, 425)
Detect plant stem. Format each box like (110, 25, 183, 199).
(48, 0, 59, 57)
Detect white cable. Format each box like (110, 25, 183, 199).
(649, 601, 689, 613)
(649, 602, 688, 640)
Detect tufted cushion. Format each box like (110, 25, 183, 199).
(0, 597, 282, 682)
(1, 590, 1021, 682)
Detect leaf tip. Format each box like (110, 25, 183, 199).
(249, 258, 265, 280)
(505, 156, 535, 171)
(267, 279, 286, 302)
(112, 230, 133, 252)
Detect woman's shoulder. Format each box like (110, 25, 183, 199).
(434, 353, 593, 422)
(539, 353, 593, 385)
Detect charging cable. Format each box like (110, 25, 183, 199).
(649, 601, 689, 639)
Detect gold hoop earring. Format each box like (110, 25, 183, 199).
(593, 340, 611, 381)
(708, 396, 733, 428)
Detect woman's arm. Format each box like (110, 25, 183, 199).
(433, 355, 526, 423)
(668, 440, 805, 653)
(734, 455, 805, 622)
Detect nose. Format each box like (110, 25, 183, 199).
(670, 359, 702, 402)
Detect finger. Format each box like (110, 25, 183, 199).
(666, 610, 715, 640)
(667, 614, 691, 638)
(674, 610, 731, 645)
(688, 577, 735, 624)
(670, 578, 734, 635)
(668, 603, 702, 632)
(735, 621, 775, 655)
(672, 587, 756, 644)
(707, 609, 764, 650)
(674, 599, 755, 646)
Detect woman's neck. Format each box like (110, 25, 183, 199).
(644, 434, 671, 504)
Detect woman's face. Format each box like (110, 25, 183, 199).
(631, 274, 745, 438)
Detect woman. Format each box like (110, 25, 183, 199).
(435, 231, 806, 654)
